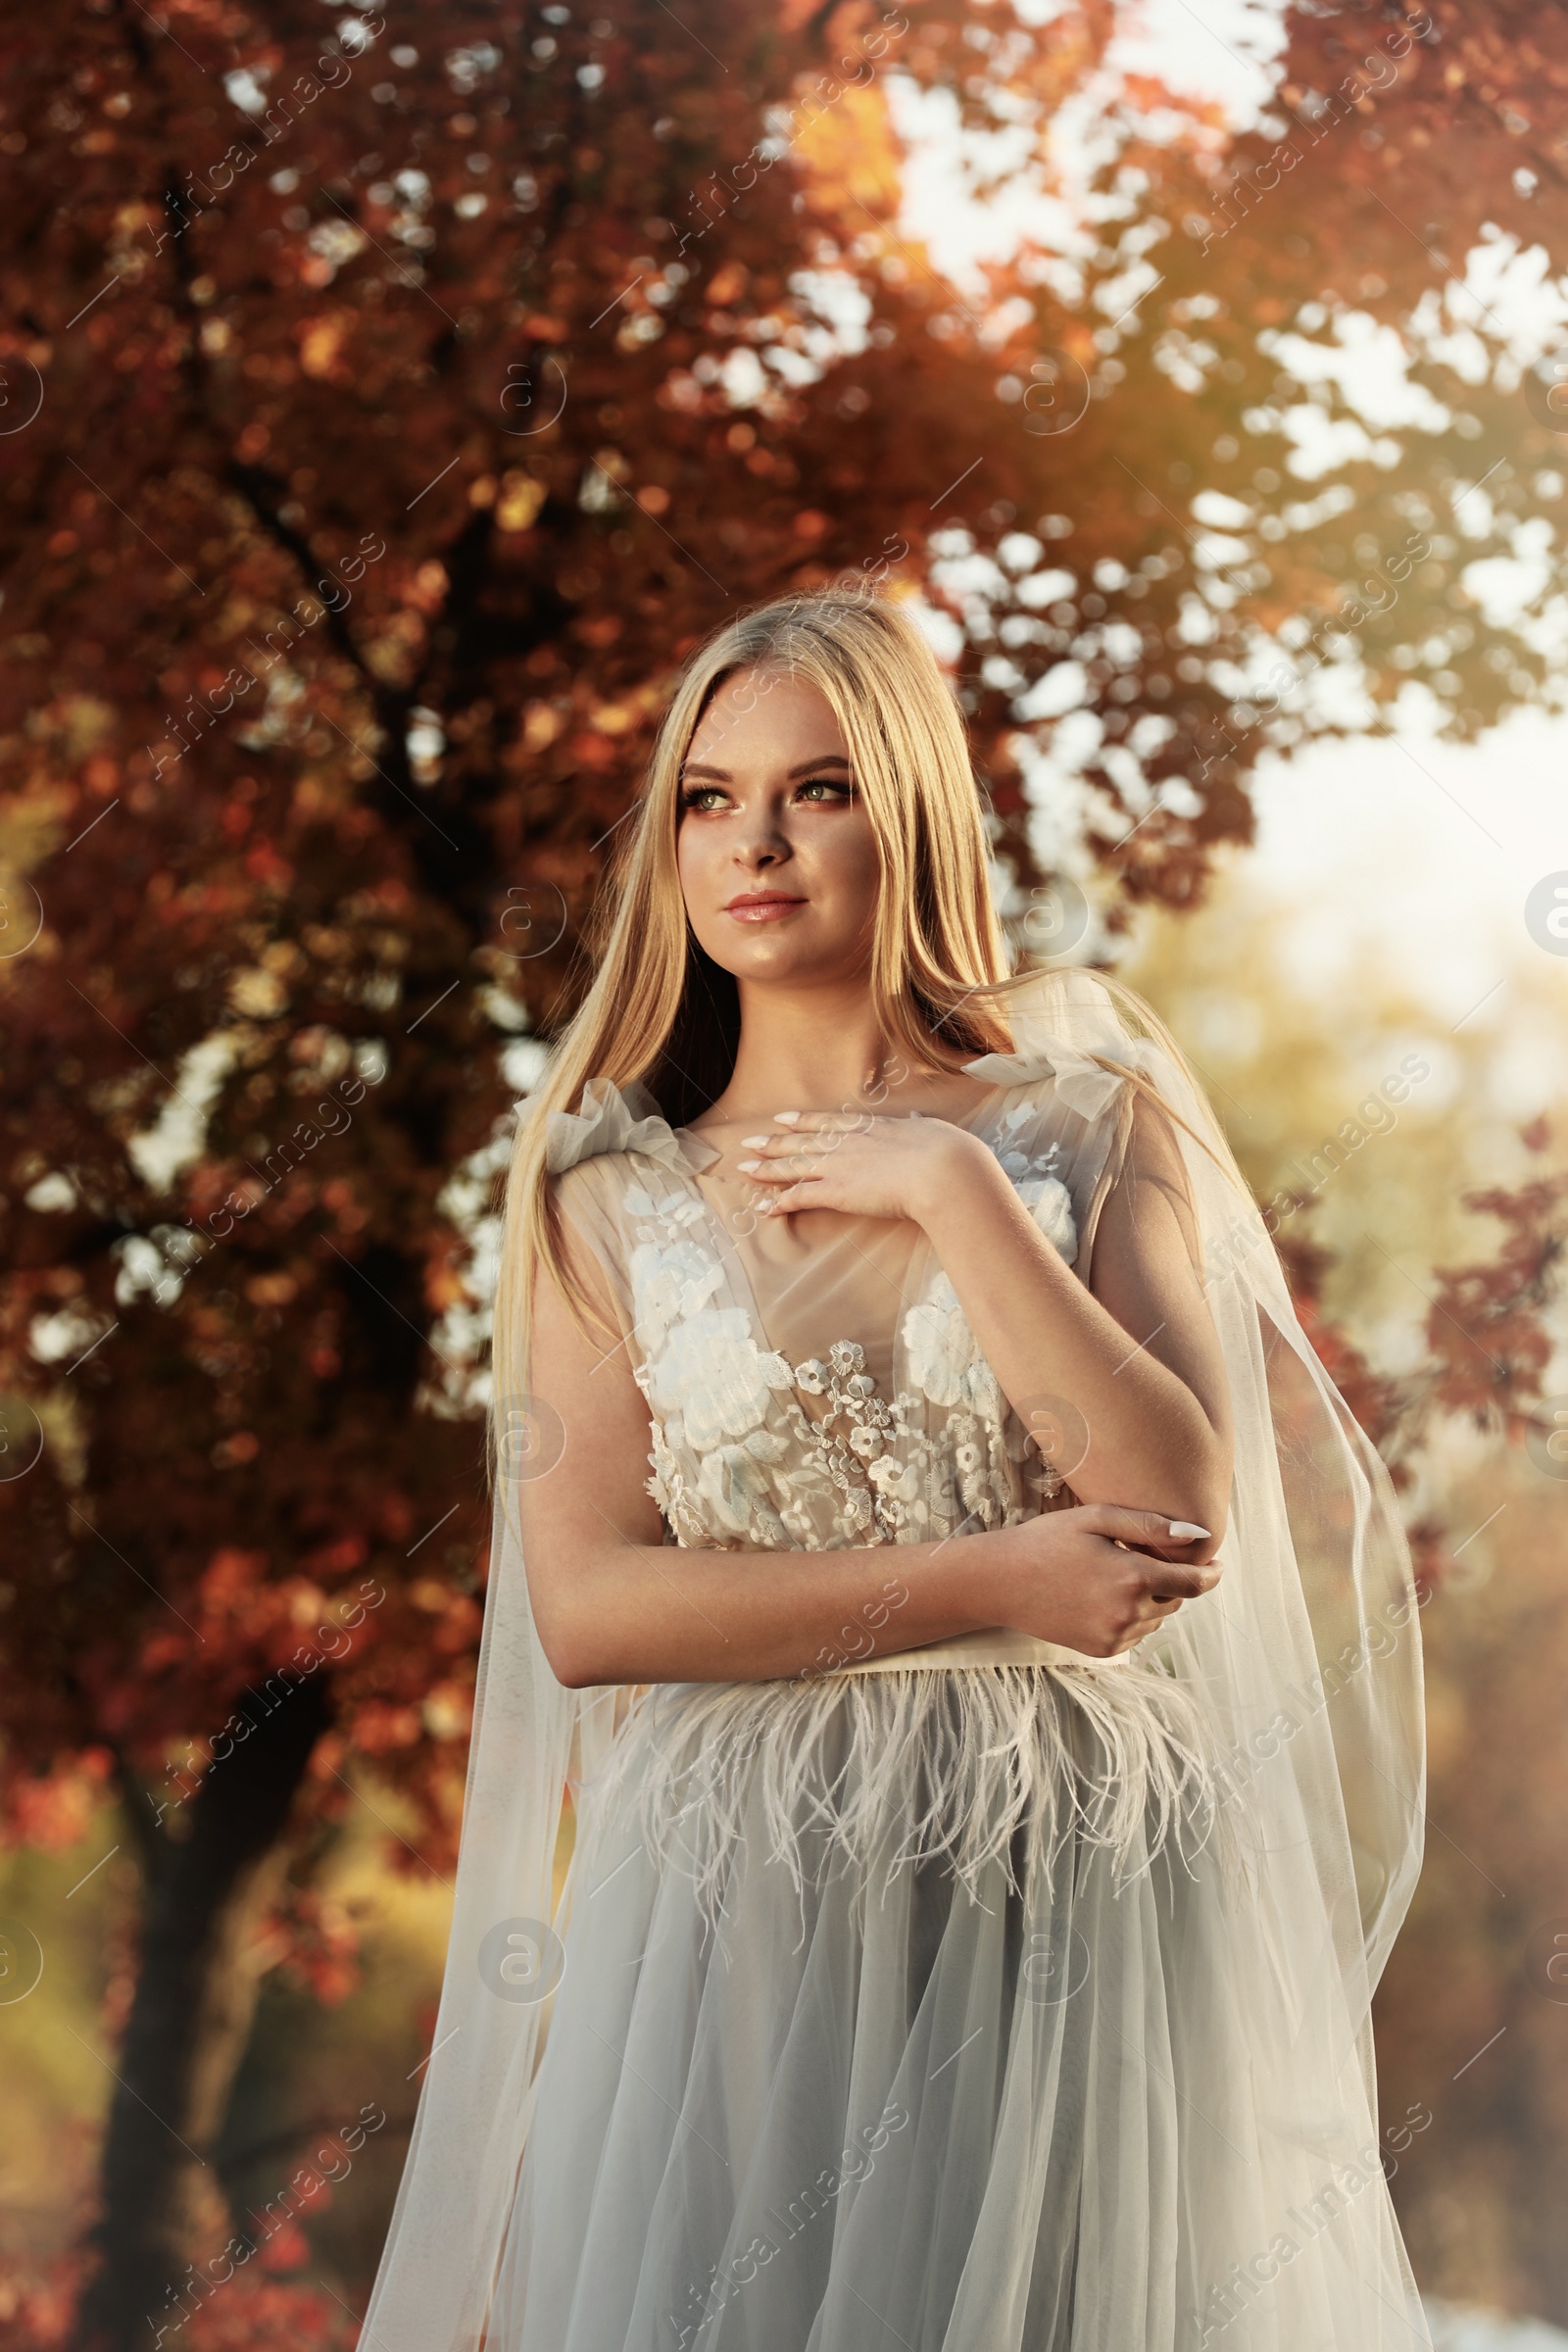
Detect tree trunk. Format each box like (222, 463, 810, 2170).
(78, 1675, 333, 2352)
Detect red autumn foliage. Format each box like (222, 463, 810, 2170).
(1279, 1119, 1568, 1594)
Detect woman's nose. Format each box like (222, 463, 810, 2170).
(734, 809, 790, 867)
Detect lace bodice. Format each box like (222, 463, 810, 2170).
(545, 1066, 1132, 1558)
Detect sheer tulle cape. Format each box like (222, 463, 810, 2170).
(359, 966, 1426, 2351)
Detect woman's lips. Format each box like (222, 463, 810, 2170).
(726, 896, 806, 922)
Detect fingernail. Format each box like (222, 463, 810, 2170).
(774, 1109, 801, 1124)
(737, 1158, 761, 1173)
(739, 1135, 770, 1149)
(1167, 1521, 1211, 1541)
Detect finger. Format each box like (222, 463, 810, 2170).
(1110, 1618, 1162, 1654)
(1139, 1560, 1220, 1600)
(1135, 1585, 1187, 1617)
(1091, 1537, 1218, 1594)
(771, 1110, 874, 1135)
(1084, 1504, 1214, 1557)
(740, 1151, 827, 1184)
(739, 1125, 862, 1153)
(1116, 1591, 1188, 1649)
(759, 1179, 830, 1215)
(734, 1132, 835, 1162)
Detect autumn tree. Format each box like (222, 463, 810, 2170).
(2, 0, 1567, 2341)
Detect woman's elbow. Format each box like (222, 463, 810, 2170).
(1187, 1448, 1234, 1557)
(1149, 1416, 1232, 1557)
(526, 1576, 601, 1689)
(533, 1610, 603, 1690)
(552, 1656, 601, 1691)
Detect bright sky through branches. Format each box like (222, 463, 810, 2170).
(889, 0, 1568, 1020)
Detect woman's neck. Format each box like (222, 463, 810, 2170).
(692, 978, 987, 1128)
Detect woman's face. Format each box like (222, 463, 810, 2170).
(675, 665, 881, 988)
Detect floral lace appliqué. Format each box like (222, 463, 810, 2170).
(898, 1131, 1075, 1427)
(626, 1122, 1079, 1556)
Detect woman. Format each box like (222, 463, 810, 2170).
(364, 591, 1431, 2350)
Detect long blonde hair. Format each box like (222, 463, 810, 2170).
(486, 587, 1244, 1488)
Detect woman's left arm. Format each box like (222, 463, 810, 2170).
(738, 1092, 1235, 1554)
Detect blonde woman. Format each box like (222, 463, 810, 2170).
(365, 592, 1431, 2351)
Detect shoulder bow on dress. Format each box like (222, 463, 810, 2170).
(539, 1075, 720, 1177)
(961, 966, 1176, 1121)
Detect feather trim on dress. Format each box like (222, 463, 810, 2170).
(578, 1657, 1230, 1936)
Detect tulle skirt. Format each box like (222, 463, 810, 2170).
(487, 1666, 1429, 2351)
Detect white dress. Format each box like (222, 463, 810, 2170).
(361, 971, 1432, 2352)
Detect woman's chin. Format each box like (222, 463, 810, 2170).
(724, 947, 867, 993)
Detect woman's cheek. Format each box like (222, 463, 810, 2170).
(673, 830, 721, 948)
(824, 815, 883, 945)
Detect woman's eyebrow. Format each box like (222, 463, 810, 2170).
(681, 753, 853, 782)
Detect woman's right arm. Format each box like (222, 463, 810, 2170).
(518, 1237, 1222, 1690)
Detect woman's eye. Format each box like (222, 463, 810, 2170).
(679, 778, 853, 810)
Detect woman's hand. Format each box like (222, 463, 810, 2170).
(733, 1108, 997, 1228)
(991, 1504, 1223, 1658)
